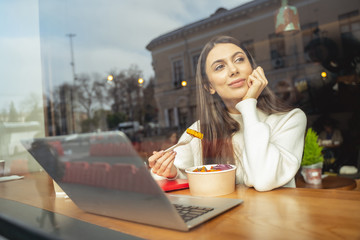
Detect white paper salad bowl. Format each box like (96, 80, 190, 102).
(185, 164, 236, 197)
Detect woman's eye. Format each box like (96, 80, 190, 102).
(235, 57, 244, 63)
(214, 64, 224, 71)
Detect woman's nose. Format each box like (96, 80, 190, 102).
(228, 63, 239, 76)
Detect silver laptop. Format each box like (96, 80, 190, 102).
(22, 131, 242, 231)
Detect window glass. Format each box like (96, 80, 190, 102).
(241, 39, 255, 58)
(1, 0, 360, 188)
(269, 33, 285, 69)
(172, 59, 184, 88)
(192, 53, 200, 76)
(302, 22, 318, 62)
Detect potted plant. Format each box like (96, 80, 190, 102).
(301, 128, 324, 184)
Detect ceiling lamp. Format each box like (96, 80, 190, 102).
(275, 0, 301, 34)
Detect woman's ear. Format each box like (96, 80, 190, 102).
(204, 84, 216, 95)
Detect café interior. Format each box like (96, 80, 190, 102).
(0, 0, 360, 239)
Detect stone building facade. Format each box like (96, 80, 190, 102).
(146, 0, 360, 131)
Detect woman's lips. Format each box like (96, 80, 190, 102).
(228, 79, 246, 88)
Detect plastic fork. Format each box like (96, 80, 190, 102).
(164, 134, 193, 152)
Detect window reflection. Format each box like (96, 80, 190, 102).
(1, 0, 359, 177)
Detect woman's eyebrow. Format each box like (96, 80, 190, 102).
(210, 51, 245, 67)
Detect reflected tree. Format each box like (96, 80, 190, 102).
(74, 73, 107, 132)
(75, 73, 106, 119)
(20, 93, 43, 122)
(106, 65, 143, 123)
(0, 108, 7, 122)
(143, 76, 157, 123)
(47, 65, 157, 134)
(51, 83, 73, 135)
(9, 102, 19, 122)
(106, 111, 127, 130)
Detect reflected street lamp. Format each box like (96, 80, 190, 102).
(321, 71, 327, 79)
(137, 78, 145, 124)
(106, 74, 121, 113)
(66, 33, 77, 134)
(107, 74, 114, 85)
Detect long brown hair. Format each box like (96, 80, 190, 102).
(196, 35, 292, 165)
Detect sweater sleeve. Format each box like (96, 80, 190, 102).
(235, 99, 307, 191)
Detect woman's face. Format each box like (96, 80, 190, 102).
(205, 43, 253, 108)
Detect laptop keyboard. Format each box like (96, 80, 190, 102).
(173, 204, 214, 222)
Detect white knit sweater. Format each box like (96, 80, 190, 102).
(171, 98, 307, 191)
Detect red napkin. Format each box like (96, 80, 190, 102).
(156, 179, 189, 192)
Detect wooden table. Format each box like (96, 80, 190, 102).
(1, 171, 360, 240)
(296, 175, 357, 190)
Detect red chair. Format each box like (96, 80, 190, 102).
(107, 163, 138, 191)
(84, 162, 110, 188)
(132, 167, 159, 194)
(61, 161, 89, 184)
(47, 141, 64, 156)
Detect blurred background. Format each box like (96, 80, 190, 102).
(1, 0, 359, 175)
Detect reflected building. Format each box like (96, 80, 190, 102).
(1, 0, 359, 177)
(146, 0, 360, 131)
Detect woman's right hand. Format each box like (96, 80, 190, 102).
(243, 66, 268, 100)
(148, 150, 177, 178)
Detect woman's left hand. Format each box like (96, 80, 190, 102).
(243, 66, 268, 100)
(148, 150, 178, 178)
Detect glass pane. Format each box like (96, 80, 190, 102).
(2, 0, 360, 217)
(351, 21, 360, 32)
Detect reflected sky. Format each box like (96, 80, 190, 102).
(0, 0, 252, 111)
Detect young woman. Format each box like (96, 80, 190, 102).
(148, 36, 307, 191)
